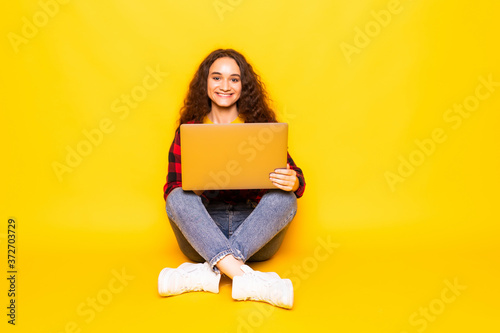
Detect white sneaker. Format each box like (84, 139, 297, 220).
(232, 265, 293, 309)
(158, 262, 221, 296)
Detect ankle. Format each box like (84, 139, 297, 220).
(216, 255, 245, 279)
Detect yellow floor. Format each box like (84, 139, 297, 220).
(4, 210, 498, 332)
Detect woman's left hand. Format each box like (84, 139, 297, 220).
(269, 164, 299, 192)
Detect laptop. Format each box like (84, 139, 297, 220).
(180, 123, 288, 190)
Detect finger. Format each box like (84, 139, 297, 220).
(271, 181, 292, 191)
(270, 176, 295, 187)
(269, 173, 294, 183)
(273, 168, 296, 176)
(270, 172, 286, 181)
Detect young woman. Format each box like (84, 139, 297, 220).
(158, 49, 305, 309)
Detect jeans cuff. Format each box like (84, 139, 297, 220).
(209, 249, 245, 273)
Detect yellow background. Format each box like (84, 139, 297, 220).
(2, 0, 499, 332)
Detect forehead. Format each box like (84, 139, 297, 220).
(209, 57, 240, 74)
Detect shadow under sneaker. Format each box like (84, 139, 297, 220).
(158, 262, 221, 296)
(232, 265, 293, 309)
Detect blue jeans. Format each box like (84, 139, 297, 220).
(165, 188, 297, 270)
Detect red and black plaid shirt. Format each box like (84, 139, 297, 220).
(163, 120, 306, 204)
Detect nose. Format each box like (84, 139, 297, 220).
(220, 79, 230, 91)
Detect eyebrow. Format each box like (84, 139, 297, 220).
(210, 71, 241, 77)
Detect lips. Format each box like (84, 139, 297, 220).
(216, 92, 233, 97)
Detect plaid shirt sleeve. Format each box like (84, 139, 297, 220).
(287, 151, 306, 198)
(163, 126, 182, 200)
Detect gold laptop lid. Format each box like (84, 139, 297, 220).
(180, 123, 288, 190)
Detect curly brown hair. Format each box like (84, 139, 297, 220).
(178, 49, 277, 125)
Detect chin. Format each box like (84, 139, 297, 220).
(214, 102, 236, 109)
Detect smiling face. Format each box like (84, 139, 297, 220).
(207, 57, 242, 111)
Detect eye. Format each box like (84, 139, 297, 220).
(212, 76, 221, 81)
(231, 78, 240, 83)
